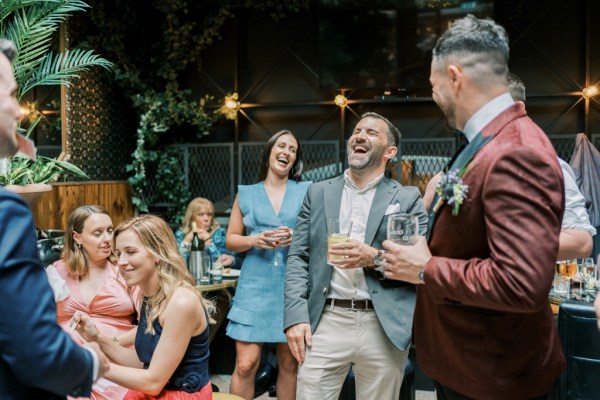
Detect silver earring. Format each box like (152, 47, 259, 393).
(77, 243, 82, 249)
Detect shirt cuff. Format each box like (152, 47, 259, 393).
(83, 346, 99, 381)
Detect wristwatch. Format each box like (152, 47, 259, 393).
(372, 249, 385, 268)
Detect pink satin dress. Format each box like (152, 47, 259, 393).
(54, 260, 141, 400)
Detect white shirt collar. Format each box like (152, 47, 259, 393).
(463, 93, 515, 142)
(343, 170, 384, 192)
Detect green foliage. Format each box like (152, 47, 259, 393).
(86, 0, 308, 222)
(0, 0, 112, 184)
(0, 154, 89, 185)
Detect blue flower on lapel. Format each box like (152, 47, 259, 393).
(436, 168, 469, 216)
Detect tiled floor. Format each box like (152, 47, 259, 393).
(211, 374, 436, 399)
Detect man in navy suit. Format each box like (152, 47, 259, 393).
(0, 38, 109, 399)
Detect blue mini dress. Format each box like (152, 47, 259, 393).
(226, 180, 311, 343)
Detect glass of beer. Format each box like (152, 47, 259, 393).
(327, 218, 352, 266)
(556, 259, 578, 299)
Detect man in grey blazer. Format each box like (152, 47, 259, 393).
(284, 112, 428, 399)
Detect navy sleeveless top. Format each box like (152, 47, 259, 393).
(135, 299, 210, 393)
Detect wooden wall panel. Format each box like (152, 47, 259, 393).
(31, 181, 135, 230)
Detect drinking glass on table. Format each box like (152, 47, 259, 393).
(387, 213, 419, 245)
(581, 257, 597, 297)
(556, 259, 578, 299)
(327, 218, 353, 266)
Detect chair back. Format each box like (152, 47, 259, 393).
(558, 301, 600, 399)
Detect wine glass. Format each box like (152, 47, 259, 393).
(556, 259, 577, 299)
(581, 257, 597, 300)
(387, 213, 419, 244)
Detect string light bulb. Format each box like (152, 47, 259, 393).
(334, 94, 348, 108)
(582, 85, 599, 99)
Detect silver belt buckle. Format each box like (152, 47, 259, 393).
(351, 299, 356, 310)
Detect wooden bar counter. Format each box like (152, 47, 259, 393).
(31, 181, 135, 230)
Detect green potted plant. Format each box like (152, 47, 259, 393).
(0, 0, 112, 199)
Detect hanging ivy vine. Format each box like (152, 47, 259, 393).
(83, 0, 309, 223)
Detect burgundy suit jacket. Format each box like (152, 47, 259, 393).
(415, 102, 566, 399)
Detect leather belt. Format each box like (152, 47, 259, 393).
(325, 298, 374, 310)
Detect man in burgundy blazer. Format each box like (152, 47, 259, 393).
(382, 15, 565, 399)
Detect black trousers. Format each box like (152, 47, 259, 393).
(434, 381, 548, 400)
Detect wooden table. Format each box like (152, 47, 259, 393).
(197, 279, 238, 292)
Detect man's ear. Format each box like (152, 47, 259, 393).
(447, 64, 463, 92)
(384, 146, 398, 162)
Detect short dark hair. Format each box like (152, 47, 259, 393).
(360, 112, 401, 146)
(257, 130, 304, 182)
(0, 39, 16, 62)
(432, 14, 509, 78)
(507, 72, 526, 102)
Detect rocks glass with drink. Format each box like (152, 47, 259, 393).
(555, 259, 577, 298)
(327, 218, 353, 265)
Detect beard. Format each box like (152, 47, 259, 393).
(348, 143, 386, 172)
(436, 95, 457, 130)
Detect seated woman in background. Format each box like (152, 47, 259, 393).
(49, 205, 140, 400)
(175, 197, 238, 344)
(72, 214, 215, 400)
(175, 197, 237, 269)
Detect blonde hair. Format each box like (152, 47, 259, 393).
(114, 214, 215, 335)
(180, 197, 220, 235)
(63, 205, 117, 277)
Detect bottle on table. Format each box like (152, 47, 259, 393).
(188, 222, 210, 284)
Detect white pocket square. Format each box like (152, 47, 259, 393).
(385, 203, 401, 215)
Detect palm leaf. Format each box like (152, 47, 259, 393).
(4, 0, 91, 90)
(20, 49, 112, 95)
(0, 0, 60, 21)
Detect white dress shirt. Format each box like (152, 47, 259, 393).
(328, 170, 384, 301)
(559, 159, 596, 235)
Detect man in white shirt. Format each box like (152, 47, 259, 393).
(284, 112, 428, 399)
(506, 72, 596, 259)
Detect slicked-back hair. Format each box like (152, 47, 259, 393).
(0, 39, 16, 62)
(257, 129, 304, 182)
(432, 14, 509, 78)
(360, 112, 401, 147)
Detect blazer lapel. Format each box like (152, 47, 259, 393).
(427, 102, 527, 241)
(365, 178, 398, 246)
(324, 175, 345, 223)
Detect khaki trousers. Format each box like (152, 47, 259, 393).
(297, 306, 408, 400)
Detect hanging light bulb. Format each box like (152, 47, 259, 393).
(334, 94, 348, 108)
(582, 85, 599, 99)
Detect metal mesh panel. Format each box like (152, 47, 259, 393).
(185, 144, 234, 209)
(549, 135, 576, 161)
(239, 143, 265, 185)
(397, 139, 455, 195)
(301, 141, 340, 182)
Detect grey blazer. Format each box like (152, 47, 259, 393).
(284, 175, 428, 351)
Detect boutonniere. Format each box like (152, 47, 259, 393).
(435, 165, 469, 216)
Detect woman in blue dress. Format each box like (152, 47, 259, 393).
(226, 130, 311, 400)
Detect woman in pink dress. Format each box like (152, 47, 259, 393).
(50, 205, 140, 400)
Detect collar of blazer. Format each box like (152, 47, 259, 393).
(427, 102, 526, 240)
(324, 175, 399, 246)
